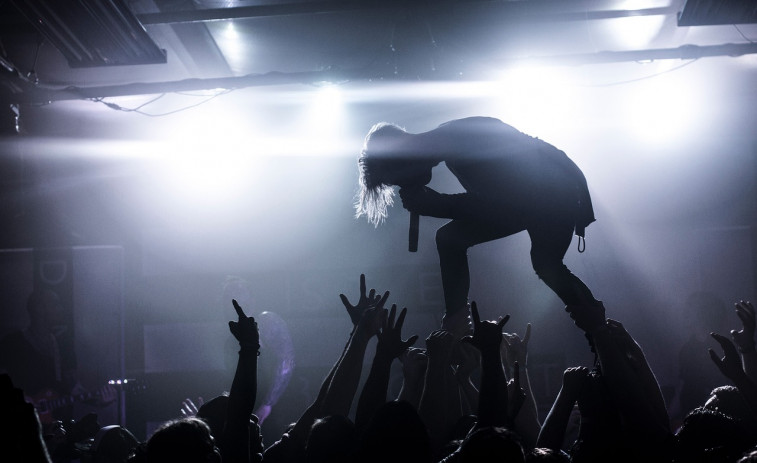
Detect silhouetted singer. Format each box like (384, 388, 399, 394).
(355, 116, 602, 329)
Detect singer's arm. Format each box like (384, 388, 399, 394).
(398, 187, 482, 221)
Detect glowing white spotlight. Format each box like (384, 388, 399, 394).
(312, 85, 344, 118)
(488, 64, 581, 137)
(150, 106, 265, 207)
(224, 21, 239, 40)
(212, 20, 249, 72)
(620, 76, 699, 148)
(299, 84, 346, 139)
(603, 2, 666, 49)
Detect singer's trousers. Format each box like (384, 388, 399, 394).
(435, 198, 597, 317)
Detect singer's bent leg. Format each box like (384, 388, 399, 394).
(527, 216, 597, 306)
(436, 219, 524, 318)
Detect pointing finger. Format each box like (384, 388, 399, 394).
(232, 299, 246, 319)
(471, 301, 481, 326)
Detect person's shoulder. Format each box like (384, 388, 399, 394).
(438, 117, 523, 138)
(439, 116, 506, 127)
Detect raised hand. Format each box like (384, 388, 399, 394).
(731, 301, 756, 353)
(399, 186, 436, 215)
(501, 323, 531, 376)
(180, 397, 203, 417)
(376, 305, 419, 360)
(710, 333, 747, 381)
(562, 366, 589, 397)
(461, 301, 510, 352)
(229, 299, 260, 351)
(339, 274, 388, 327)
(400, 347, 428, 379)
(354, 293, 389, 342)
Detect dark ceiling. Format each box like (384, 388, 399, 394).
(1, 0, 756, 107)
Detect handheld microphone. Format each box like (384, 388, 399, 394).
(409, 211, 419, 252)
(400, 184, 422, 253)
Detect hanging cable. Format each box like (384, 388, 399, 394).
(90, 89, 233, 117)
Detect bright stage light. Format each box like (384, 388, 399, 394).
(211, 20, 250, 73)
(147, 104, 268, 208)
(301, 84, 345, 134)
(618, 67, 700, 148)
(596, 1, 666, 50)
(486, 65, 582, 138)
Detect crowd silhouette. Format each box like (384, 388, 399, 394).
(2, 272, 757, 463)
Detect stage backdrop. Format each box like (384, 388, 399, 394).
(0, 246, 125, 424)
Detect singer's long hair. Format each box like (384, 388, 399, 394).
(355, 122, 407, 227)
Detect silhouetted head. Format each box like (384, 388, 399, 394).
(704, 385, 753, 423)
(145, 417, 220, 463)
(359, 400, 431, 463)
(457, 426, 524, 463)
(675, 406, 752, 462)
(83, 425, 139, 463)
(356, 122, 434, 226)
(305, 415, 357, 463)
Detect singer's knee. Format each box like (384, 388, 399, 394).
(531, 256, 568, 283)
(436, 224, 468, 254)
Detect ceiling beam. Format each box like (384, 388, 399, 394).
(135, 0, 675, 25)
(5, 42, 756, 105)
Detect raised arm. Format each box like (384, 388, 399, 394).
(590, 318, 671, 446)
(731, 300, 757, 384)
(536, 366, 588, 451)
(320, 275, 388, 417)
(355, 305, 418, 432)
(397, 347, 428, 409)
(502, 323, 540, 448)
(221, 299, 260, 463)
(263, 340, 343, 463)
(418, 329, 457, 451)
(461, 301, 510, 430)
(710, 332, 757, 418)
(263, 275, 383, 463)
(453, 341, 480, 415)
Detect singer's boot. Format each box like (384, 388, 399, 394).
(441, 303, 473, 339)
(565, 300, 606, 357)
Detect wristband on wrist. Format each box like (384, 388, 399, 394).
(240, 343, 261, 356)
